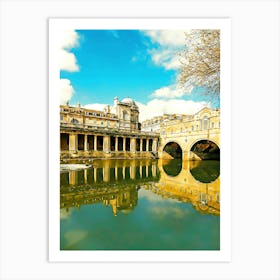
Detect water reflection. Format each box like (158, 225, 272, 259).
(60, 159, 220, 216)
(162, 159, 182, 177)
(60, 160, 159, 216)
(189, 160, 220, 183)
(60, 159, 220, 250)
(157, 159, 220, 215)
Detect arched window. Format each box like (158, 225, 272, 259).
(123, 110, 128, 120)
(202, 116, 209, 130)
(71, 118, 79, 124)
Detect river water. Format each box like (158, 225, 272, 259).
(60, 159, 220, 250)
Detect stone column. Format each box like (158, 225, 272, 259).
(84, 169, 88, 184)
(146, 139, 149, 151)
(84, 135, 88, 151)
(140, 138, 143, 152)
(69, 134, 77, 151)
(152, 138, 158, 153)
(94, 135, 97, 151)
(152, 163, 157, 177)
(115, 137, 118, 152)
(69, 170, 77, 185)
(103, 135, 110, 153)
(94, 168, 97, 182)
(115, 167, 118, 180)
(130, 161, 136, 179)
(130, 138, 136, 153)
(123, 137, 126, 151)
(122, 166, 125, 179)
(103, 165, 110, 182)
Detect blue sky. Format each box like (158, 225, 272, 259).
(59, 29, 219, 121)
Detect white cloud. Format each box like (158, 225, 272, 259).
(84, 103, 107, 111)
(143, 30, 186, 47)
(151, 84, 192, 99)
(149, 48, 181, 70)
(59, 30, 79, 50)
(58, 30, 79, 104)
(60, 49, 79, 72)
(142, 30, 187, 70)
(60, 79, 75, 104)
(82, 97, 207, 123)
(136, 99, 208, 122)
(59, 30, 79, 72)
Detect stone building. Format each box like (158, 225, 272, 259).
(158, 107, 220, 161)
(160, 107, 220, 136)
(141, 114, 188, 132)
(60, 97, 159, 160)
(61, 97, 140, 132)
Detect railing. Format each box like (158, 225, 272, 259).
(160, 127, 220, 137)
(60, 122, 160, 137)
(61, 109, 118, 119)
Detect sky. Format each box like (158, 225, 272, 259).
(59, 29, 219, 122)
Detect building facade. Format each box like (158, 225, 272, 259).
(60, 96, 220, 161)
(141, 114, 189, 132)
(158, 107, 220, 160)
(60, 97, 159, 160)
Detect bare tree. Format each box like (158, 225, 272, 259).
(178, 30, 220, 98)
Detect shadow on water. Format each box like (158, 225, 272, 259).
(162, 159, 182, 177)
(161, 159, 220, 183)
(189, 160, 220, 183)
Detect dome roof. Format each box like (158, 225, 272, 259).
(121, 97, 136, 105)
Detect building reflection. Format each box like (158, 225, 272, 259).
(60, 159, 220, 216)
(155, 159, 220, 215)
(60, 159, 159, 216)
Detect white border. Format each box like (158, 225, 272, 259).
(49, 18, 231, 262)
(1, 0, 279, 279)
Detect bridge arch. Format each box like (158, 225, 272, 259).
(159, 132, 220, 161)
(189, 139, 220, 160)
(162, 141, 183, 159)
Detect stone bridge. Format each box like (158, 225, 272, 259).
(158, 107, 220, 161)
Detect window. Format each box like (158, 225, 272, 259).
(60, 115, 63, 121)
(123, 110, 128, 120)
(202, 116, 209, 130)
(212, 122, 214, 128)
(71, 118, 79, 124)
(192, 126, 194, 131)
